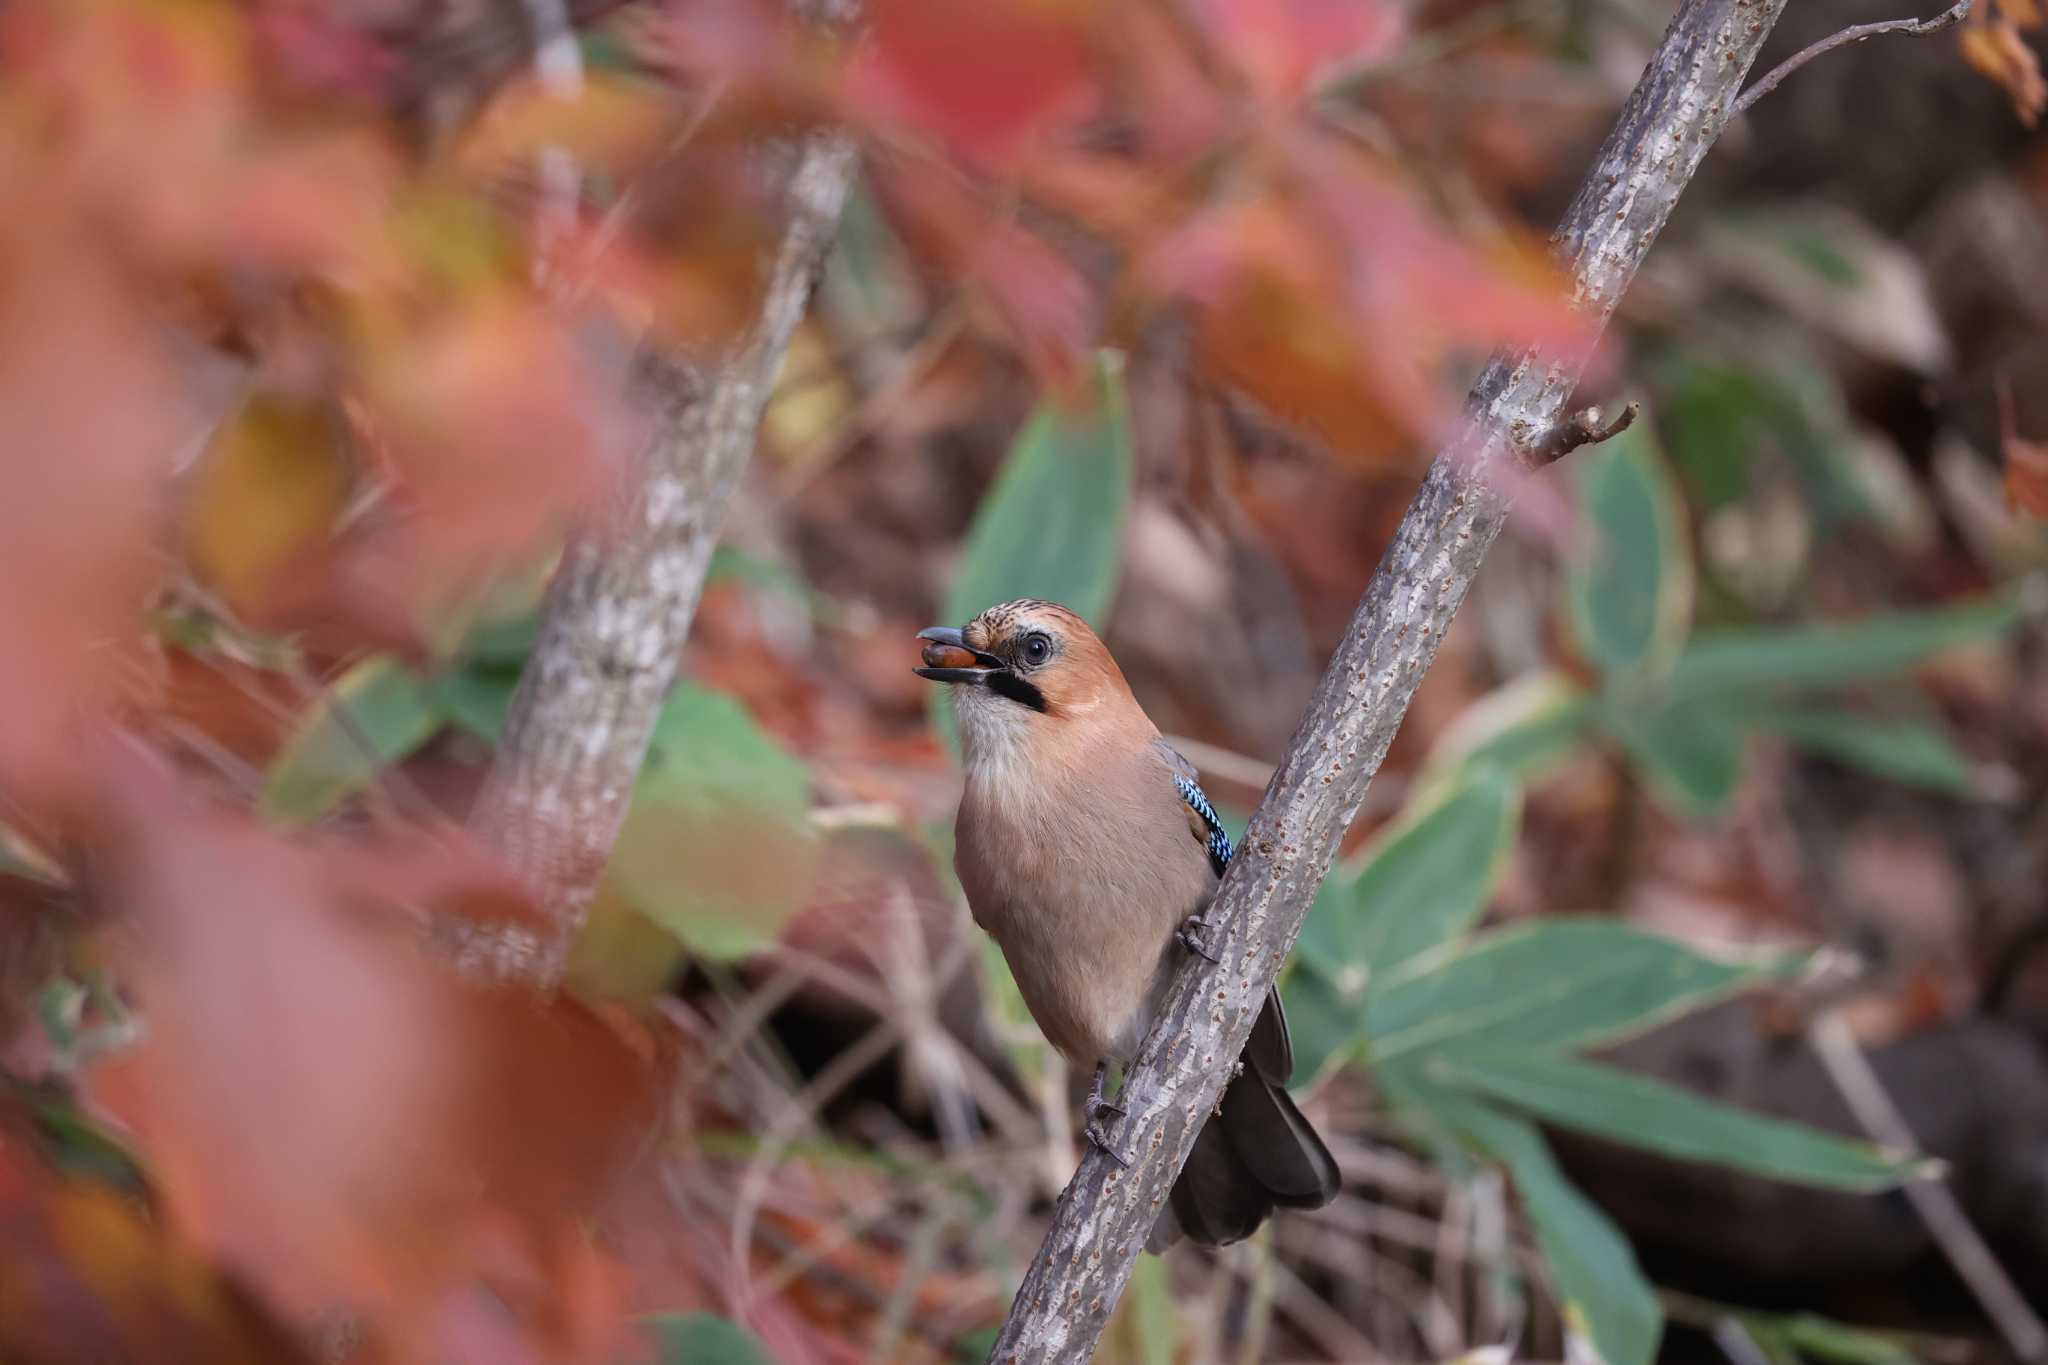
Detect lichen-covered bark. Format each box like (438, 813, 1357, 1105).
(985, 0, 1793, 1355)
(458, 135, 858, 985)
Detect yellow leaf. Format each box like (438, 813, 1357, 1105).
(188, 396, 349, 617)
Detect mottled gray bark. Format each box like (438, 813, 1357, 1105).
(986, 0, 1793, 1356)
(458, 135, 858, 985)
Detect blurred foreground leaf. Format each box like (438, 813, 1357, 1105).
(187, 395, 348, 620)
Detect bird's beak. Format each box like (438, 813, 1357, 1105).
(914, 626, 1004, 684)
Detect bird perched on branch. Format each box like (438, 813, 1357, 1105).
(915, 598, 1338, 1248)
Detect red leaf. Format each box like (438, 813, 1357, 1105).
(81, 767, 660, 1362)
(0, 222, 179, 813)
(871, 160, 1094, 380)
(842, 0, 1100, 167)
(1197, 0, 1404, 100)
(1144, 134, 1586, 459)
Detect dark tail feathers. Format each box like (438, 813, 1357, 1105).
(1158, 987, 1340, 1249)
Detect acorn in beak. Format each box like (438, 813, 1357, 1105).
(913, 626, 1004, 684)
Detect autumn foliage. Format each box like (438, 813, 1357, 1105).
(2, 0, 2044, 1361)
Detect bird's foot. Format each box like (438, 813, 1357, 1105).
(1084, 1063, 1133, 1168)
(1085, 1115, 1134, 1169)
(1177, 913, 1221, 963)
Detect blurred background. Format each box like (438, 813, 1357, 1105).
(1, 0, 2046, 1361)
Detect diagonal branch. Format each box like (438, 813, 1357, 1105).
(456, 133, 858, 986)
(985, 0, 1796, 1354)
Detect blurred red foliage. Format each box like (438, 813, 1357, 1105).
(80, 756, 666, 1362)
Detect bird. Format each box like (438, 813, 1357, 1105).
(914, 597, 1339, 1248)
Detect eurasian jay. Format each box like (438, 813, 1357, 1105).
(915, 598, 1339, 1247)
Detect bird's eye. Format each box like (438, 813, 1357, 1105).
(1020, 632, 1053, 667)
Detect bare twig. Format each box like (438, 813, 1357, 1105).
(456, 133, 857, 984)
(984, 0, 1795, 1354)
(1525, 400, 1640, 467)
(1808, 1012, 2048, 1362)
(1732, 0, 1975, 116)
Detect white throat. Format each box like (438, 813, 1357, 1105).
(952, 685, 1036, 797)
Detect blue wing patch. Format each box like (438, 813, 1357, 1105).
(1175, 774, 1234, 879)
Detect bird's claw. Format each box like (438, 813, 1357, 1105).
(1177, 914, 1220, 963)
(1086, 1117, 1134, 1169)
(1083, 1062, 1133, 1166)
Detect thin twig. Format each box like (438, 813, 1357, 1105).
(1808, 1012, 2048, 1362)
(1732, 0, 1974, 116)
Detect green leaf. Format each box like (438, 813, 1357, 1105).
(1434, 1050, 1922, 1190)
(1776, 1313, 1922, 1365)
(606, 684, 819, 960)
(1743, 706, 1976, 796)
(1657, 356, 1773, 511)
(457, 609, 539, 668)
(1600, 693, 1745, 818)
(261, 656, 445, 824)
(933, 352, 1135, 746)
(708, 545, 835, 620)
(1663, 1294, 1928, 1365)
(434, 666, 519, 744)
(821, 178, 924, 342)
(1416, 670, 1595, 798)
(1305, 773, 1520, 980)
(1101, 1251, 1176, 1365)
(943, 350, 1133, 628)
(1392, 1074, 1662, 1365)
(1279, 965, 1363, 1091)
(1366, 919, 1803, 1064)
(1668, 594, 2022, 694)
(1732, 1320, 1807, 1365)
(645, 1312, 777, 1365)
(1566, 426, 1693, 678)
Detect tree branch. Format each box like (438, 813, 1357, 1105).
(456, 133, 858, 985)
(985, 0, 1795, 1354)
(1731, 0, 1974, 117)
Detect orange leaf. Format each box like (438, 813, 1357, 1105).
(1960, 12, 2047, 126)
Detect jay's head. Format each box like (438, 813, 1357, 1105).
(914, 599, 1135, 750)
